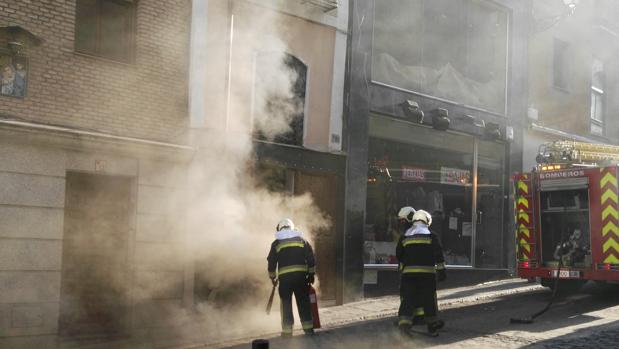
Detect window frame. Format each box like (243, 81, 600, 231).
(590, 58, 604, 135)
(251, 52, 308, 147)
(370, 0, 510, 117)
(590, 87, 604, 123)
(74, 0, 137, 63)
(552, 38, 569, 91)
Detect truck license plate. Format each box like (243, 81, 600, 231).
(551, 270, 580, 278)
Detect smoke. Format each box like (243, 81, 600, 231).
(174, 0, 330, 343)
(528, 0, 619, 133)
(47, 1, 331, 345)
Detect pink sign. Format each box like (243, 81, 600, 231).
(440, 167, 471, 185)
(401, 166, 426, 181)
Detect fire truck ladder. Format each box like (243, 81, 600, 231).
(537, 140, 619, 166)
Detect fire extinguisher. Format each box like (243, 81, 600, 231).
(308, 285, 321, 329)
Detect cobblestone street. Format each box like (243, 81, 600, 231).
(526, 327, 619, 349)
(218, 280, 619, 349)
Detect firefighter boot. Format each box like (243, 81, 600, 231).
(427, 320, 444, 337)
(398, 318, 413, 339)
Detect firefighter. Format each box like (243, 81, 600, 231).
(397, 206, 416, 228)
(396, 209, 446, 337)
(267, 218, 316, 337)
(397, 206, 425, 322)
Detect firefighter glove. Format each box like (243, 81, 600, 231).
(307, 273, 315, 285)
(437, 269, 447, 282)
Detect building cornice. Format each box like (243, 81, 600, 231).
(0, 118, 194, 162)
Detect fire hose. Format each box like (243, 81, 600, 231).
(510, 233, 572, 324)
(509, 256, 563, 324)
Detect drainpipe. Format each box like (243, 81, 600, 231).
(185, 0, 210, 308)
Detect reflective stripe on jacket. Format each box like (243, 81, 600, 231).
(267, 236, 316, 278)
(396, 227, 445, 275)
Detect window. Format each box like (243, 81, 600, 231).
(590, 58, 604, 135)
(74, 0, 136, 62)
(364, 134, 476, 267)
(372, 0, 508, 114)
(253, 53, 307, 147)
(553, 39, 569, 90)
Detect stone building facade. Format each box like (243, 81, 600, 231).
(0, 0, 189, 140)
(0, 0, 193, 347)
(345, 0, 530, 300)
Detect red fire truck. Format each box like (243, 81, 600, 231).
(514, 140, 619, 288)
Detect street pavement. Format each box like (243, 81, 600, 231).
(214, 279, 619, 349)
(51, 279, 619, 349)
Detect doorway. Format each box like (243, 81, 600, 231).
(59, 172, 134, 336)
(294, 172, 339, 303)
(254, 163, 339, 303)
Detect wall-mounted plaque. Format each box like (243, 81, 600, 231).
(0, 54, 28, 98)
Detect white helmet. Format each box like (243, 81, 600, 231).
(397, 206, 416, 222)
(412, 209, 432, 226)
(277, 218, 295, 231)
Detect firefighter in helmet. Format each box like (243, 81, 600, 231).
(267, 218, 316, 336)
(398, 208, 443, 324)
(397, 206, 416, 230)
(396, 209, 446, 336)
(397, 206, 428, 324)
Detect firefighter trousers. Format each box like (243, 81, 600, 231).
(398, 274, 438, 327)
(278, 273, 313, 334)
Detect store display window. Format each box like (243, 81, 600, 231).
(364, 137, 475, 267)
(475, 140, 506, 268)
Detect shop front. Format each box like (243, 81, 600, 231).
(343, 0, 528, 301)
(363, 115, 508, 295)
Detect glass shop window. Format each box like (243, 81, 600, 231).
(475, 140, 505, 268)
(364, 137, 474, 266)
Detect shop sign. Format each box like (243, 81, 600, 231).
(401, 166, 426, 181)
(441, 167, 471, 185)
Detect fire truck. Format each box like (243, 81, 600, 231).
(514, 140, 619, 289)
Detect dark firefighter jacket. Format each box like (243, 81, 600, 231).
(267, 230, 315, 279)
(396, 224, 446, 274)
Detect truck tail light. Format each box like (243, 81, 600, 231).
(597, 263, 619, 270)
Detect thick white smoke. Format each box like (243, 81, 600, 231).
(170, 0, 331, 343)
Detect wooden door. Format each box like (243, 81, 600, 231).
(295, 172, 338, 302)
